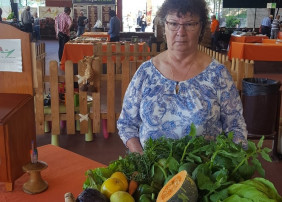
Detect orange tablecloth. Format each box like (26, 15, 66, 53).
(262, 39, 278, 44)
(60, 42, 149, 71)
(229, 35, 269, 45)
(279, 31, 282, 39)
(82, 32, 110, 41)
(228, 35, 269, 59)
(228, 42, 282, 61)
(0, 144, 105, 202)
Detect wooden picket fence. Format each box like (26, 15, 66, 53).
(198, 44, 254, 91)
(34, 42, 166, 145)
(31, 42, 46, 89)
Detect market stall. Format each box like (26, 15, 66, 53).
(229, 35, 269, 45)
(279, 31, 282, 39)
(72, 0, 115, 32)
(0, 140, 281, 201)
(60, 41, 150, 71)
(262, 39, 282, 44)
(81, 31, 110, 41)
(228, 42, 282, 61)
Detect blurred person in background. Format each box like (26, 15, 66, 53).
(261, 15, 273, 38)
(108, 10, 120, 42)
(21, 6, 33, 34)
(139, 14, 147, 32)
(33, 12, 40, 41)
(55, 7, 72, 62)
(210, 15, 219, 50)
(270, 15, 281, 39)
(77, 11, 88, 37)
(0, 7, 2, 22)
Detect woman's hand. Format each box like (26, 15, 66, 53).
(126, 137, 143, 155)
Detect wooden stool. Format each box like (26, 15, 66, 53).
(22, 161, 48, 194)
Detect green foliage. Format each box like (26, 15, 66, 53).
(7, 12, 14, 20)
(222, 178, 282, 202)
(225, 16, 240, 28)
(83, 124, 276, 201)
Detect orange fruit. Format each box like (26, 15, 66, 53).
(110, 191, 135, 202)
(101, 177, 125, 198)
(110, 172, 128, 191)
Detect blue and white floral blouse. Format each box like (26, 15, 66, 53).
(117, 59, 248, 148)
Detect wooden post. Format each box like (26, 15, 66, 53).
(107, 61, 116, 133)
(49, 61, 60, 136)
(65, 61, 75, 134)
(78, 60, 88, 134)
(35, 59, 45, 135)
(92, 57, 101, 134)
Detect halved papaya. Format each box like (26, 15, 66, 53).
(156, 170, 198, 202)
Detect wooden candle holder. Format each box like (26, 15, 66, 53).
(22, 161, 48, 194)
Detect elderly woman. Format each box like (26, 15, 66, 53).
(117, 0, 248, 154)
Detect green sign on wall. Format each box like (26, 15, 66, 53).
(267, 3, 276, 8)
(73, 0, 115, 4)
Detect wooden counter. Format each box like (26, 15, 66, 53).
(0, 144, 105, 201)
(0, 93, 36, 191)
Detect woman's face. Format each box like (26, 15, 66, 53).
(165, 12, 201, 53)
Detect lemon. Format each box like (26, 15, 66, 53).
(110, 172, 128, 191)
(110, 191, 135, 202)
(100, 177, 125, 198)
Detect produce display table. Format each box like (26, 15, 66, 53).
(229, 35, 269, 46)
(228, 42, 282, 61)
(262, 39, 282, 44)
(0, 142, 281, 201)
(279, 31, 282, 39)
(60, 42, 148, 71)
(82, 32, 110, 41)
(0, 145, 105, 202)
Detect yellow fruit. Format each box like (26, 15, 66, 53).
(110, 191, 135, 202)
(101, 177, 125, 198)
(110, 172, 128, 191)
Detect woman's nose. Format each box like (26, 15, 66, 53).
(177, 25, 187, 35)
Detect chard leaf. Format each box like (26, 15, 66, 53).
(223, 194, 253, 202)
(209, 188, 229, 202)
(252, 178, 282, 200)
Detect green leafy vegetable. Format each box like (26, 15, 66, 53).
(83, 124, 275, 202)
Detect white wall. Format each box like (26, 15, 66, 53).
(0, 0, 12, 19)
(247, 8, 282, 28)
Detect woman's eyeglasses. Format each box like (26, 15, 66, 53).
(165, 20, 201, 31)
